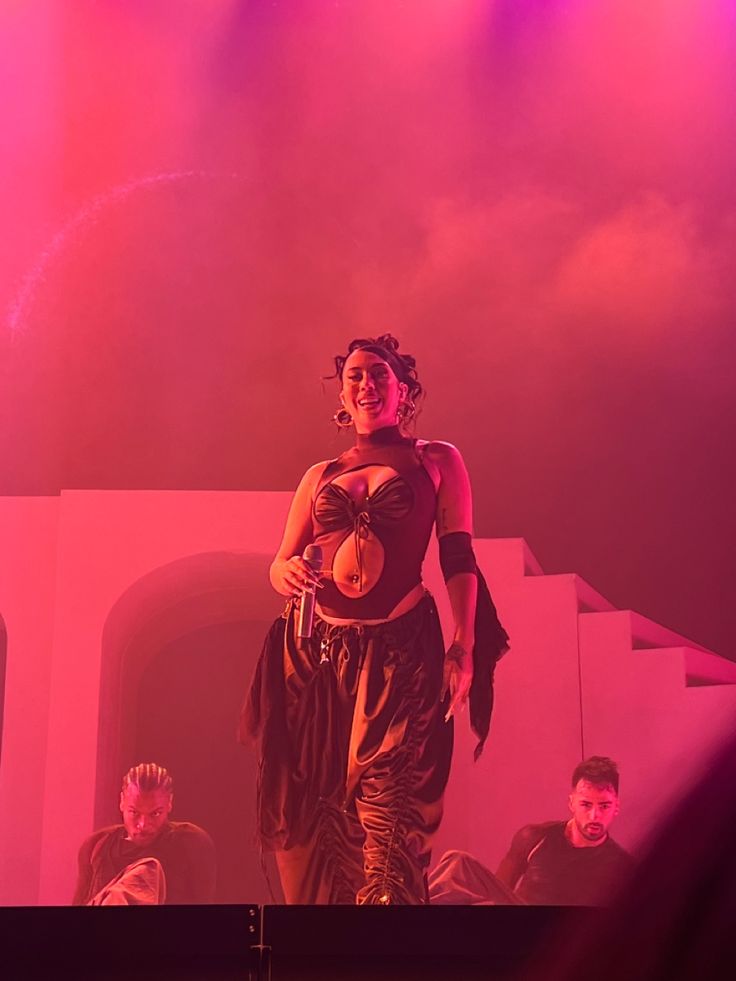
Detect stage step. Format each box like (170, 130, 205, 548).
(628, 609, 713, 654)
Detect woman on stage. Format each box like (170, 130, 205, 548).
(242, 334, 507, 904)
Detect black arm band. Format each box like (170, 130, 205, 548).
(439, 531, 477, 582)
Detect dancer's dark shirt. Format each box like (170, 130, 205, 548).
(499, 821, 632, 906)
(313, 425, 437, 619)
(72, 821, 216, 905)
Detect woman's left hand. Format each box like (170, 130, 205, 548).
(442, 640, 474, 722)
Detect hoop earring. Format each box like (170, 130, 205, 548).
(398, 399, 416, 423)
(334, 407, 354, 429)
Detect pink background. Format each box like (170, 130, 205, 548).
(0, 2, 735, 905)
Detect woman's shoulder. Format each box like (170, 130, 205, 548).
(302, 458, 336, 480)
(415, 439, 470, 495)
(416, 439, 465, 465)
(298, 454, 353, 496)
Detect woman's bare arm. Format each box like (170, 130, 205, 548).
(425, 441, 478, 720)
(269, 461, 327, 597)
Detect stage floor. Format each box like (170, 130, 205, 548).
(0, 903, 598, 980)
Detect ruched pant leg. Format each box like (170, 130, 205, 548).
(265, 595, 452, 905)
(275, 800, 364, 904)
(351, 598, 453, 905)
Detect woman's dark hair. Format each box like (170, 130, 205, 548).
(331, 333, 424, 406)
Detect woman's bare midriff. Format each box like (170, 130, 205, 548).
(316, 581, 426, 626)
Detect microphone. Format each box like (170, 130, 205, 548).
(297, 543, 323, 641)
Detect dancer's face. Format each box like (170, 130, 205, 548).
(568, 780, 619, 844)
(119, 785, 173, 846)
(340, 349, 407, 433)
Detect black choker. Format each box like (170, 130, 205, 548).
(355, 425, 408, 448)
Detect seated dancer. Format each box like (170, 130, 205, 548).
(73, 763, 216, 905)
(430, 756, 633, 905)
(242, 334, 508, 905)
(524, 733, 736, 981)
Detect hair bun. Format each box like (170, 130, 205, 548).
(374, 333, 400, 353)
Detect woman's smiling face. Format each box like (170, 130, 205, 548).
(340, 348, 407, 433)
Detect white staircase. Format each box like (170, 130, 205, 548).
(424, 538, 736, 870)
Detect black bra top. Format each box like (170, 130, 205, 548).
(312, 426, 437, 619)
